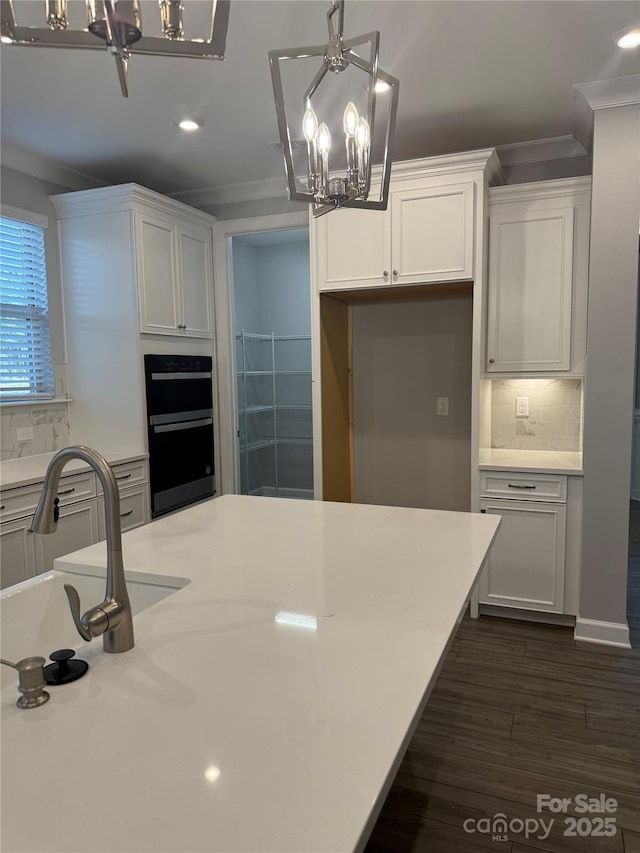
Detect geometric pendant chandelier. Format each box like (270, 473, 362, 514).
(0, 1, 230, 97)
(269, 0, 399, 217)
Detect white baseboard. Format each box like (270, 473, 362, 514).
(574, 617, 631, 648)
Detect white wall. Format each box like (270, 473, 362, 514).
(580, 103, 640, 637)
(232, 240, 260, 333)
(258, 241, 311, 337)
(352, 295, 473, 512)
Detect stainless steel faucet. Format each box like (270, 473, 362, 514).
(31, 446, 134, 653)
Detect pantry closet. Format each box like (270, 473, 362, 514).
(232, 229, 313, 499)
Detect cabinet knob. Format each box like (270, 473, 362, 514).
(393, 269, 398, 277)
(383, 270, 389, 278)
(489, 358, 495, 364)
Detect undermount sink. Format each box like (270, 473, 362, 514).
(0, 570, 188, 667)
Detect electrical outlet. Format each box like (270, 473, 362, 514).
(16, 426, 34, 442)
(516, 397, 530, 418)
(437, 397, 449, 416)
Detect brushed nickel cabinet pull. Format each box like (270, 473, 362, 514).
(115, 473, 132, 481)
(120, 509, 134, 518)
(508, 484, 536, 490)
(57, 487, 76, 496)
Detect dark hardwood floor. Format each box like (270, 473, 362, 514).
(365, 504, 640, 853)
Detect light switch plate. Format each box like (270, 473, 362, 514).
(516, 397, 530, 418)
(16, 426, 34, 442)
(437, 397, 449, 416)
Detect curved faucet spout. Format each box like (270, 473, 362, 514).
(31, 446, 134, 653)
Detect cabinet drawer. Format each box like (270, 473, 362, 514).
(480, 471, 567, 502)
(97, 485, 149, 541)
(108, 460, 148, 493)
(0, 470, 96, 522)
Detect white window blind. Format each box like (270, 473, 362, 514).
(0, 215, 54, 399)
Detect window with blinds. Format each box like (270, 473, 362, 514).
(0, 215, 54, 399)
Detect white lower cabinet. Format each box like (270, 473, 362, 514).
(0, 517, 36, 589)
(478, 471, 567, 613)
(0, 458, 150, 590)
(33, 501, 100, 575)
(0, 501, 100, 590)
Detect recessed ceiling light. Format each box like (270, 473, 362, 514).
(613, 26, 640, 48)
(176, 118, 203, 132)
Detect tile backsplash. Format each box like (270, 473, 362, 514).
(491, 378, 582, 452)
(1, 365, 70, 461)
(1, 401, 70, 460)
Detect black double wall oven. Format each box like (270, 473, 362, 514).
(144, 354, 215, 518)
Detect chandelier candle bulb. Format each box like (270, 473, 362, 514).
(343, 101, 359, 187)
(356, 116, 370, 188)
(303, 106, 319, 193)
(317, 122, 331, 196)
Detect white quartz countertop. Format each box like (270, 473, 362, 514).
(479, 448, 583, 474)
(0, 449, 148, 490)
(1, 495, 499, 853)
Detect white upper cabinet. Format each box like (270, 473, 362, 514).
(136, 212, 179, 334)
(53, 184, 215, 340)
(136, 212, 213, 338)
(316, 202, 390, 290)
(315, 177, 475, 292)
(176, 222, 213, 338)
(486, 178, 590, 374)
(391, 182, 474, 286)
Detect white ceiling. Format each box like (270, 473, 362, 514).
(1, 1, 639, 196)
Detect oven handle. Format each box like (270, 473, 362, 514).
(153, 418, 213, 434)
(150, 372, 212, 380)
(150, 409, 213, 426)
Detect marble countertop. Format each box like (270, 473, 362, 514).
(1, 495, 499, 853)
(0, 449, 148, 490)
(479, 448, 583, 474)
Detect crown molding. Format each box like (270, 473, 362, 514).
(1, 141, 108, 191)
(170, 147, 505, 210)
(50, 182, 216, 224)
(489, 176, 591, 206)
(573, 75, 640, 111)
(389, 148, 504, 185)
(496, 135, 588, 167)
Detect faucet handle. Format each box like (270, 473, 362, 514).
(63, 584, 93, 641)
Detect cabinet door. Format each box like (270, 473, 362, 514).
(33, 500, 99, 575)
(478, 499, 565, 612)
(391, 181, 474, 285)
(136, 212, 180, 335)
(315, 204, 390, 291)
(0, 518, 36, 590)
(486, 207, 574, 372)
(177, 223, 213, 338)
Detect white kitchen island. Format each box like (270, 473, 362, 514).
(1, 494, 499, 853)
